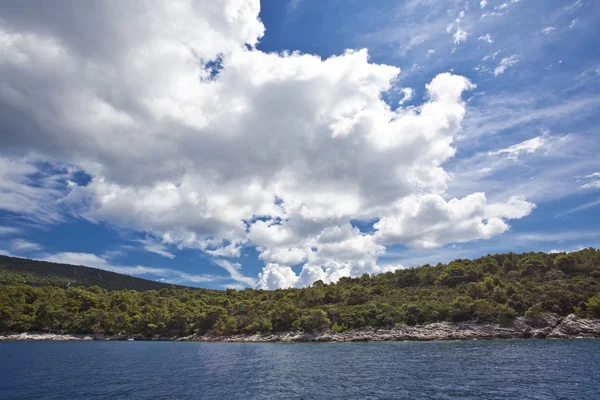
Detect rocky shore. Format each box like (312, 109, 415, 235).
(2, 314, 600, 342)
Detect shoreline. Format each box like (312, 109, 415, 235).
(2, 314, 599, 343)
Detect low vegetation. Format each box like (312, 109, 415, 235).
(1, 249, 599, 336)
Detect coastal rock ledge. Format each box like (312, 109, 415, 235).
(2, 315, 599, 342)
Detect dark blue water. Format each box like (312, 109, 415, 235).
(1, 340, 599, 399)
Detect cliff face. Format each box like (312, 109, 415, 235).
(2, 315, 600, 342)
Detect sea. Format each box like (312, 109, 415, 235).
(0, 340, 598, 399)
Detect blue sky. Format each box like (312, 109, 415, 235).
(0, 0, 599, 289)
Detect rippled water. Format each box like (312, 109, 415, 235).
(1, 340, 599, 399)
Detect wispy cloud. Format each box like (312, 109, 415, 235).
(557, 198, 600, 217)
(0, 157, 78, 224)
(137, 237, 176, 259)
(478, 34, 493, 43)
(11, 239, 43, 252)
(0, 226, 20, 236)
(564, 0, 584, 13)
(517, 231, 599, 242)
(461, 96, 600, 142)
(488, 134, 548, 159)
(287, 0, 303, 13)
(580, 172, 600, 189)
(213, 259, 256, 287)
(42, 252, 220, 285)
(541, 27, 556, 35)
(569, 18, 579, 28)
(494, 55, 519, 76)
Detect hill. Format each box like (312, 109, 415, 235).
(1, 249, 600, 336)
(0, 255, 183, 291)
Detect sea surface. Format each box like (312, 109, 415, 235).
(1, 340, 599, 399)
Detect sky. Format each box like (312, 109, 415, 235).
(0, 0, 599, 290)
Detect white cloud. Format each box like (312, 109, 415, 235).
(488, 134, 548, 159)
(541, 27, 556, 35)
(398, 87, 414, 105)
(256, 263, 300, 290)
(494, 55, 519, 76)
(137, 237, 176, 259)
(0, 0, 537, 289)
(580, 172, 600, 189)
(374, 193, 534, 248)
(482, 50, 501, 61)
(453, 24, 467, 47)
(480, 0, 487, 9)
(565, 0, 584, 13)
(569, 18, 579, 28)
(10, 239, 43, 252)
(496, 0, 521, 10)
(478, 34, 493, 43)
(212, 259, 256, 286)
(0, 157, 75, 223)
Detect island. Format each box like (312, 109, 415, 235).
(2, 249, 600, 342)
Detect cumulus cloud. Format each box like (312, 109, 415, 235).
(0, 0, 536, 289)
(494, 55, 519, 76)
(374, 193, 534, 248)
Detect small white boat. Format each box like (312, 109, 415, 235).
(127, 338, 134, 341)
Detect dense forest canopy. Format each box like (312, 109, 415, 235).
(1, 249, 600, 336)
(0, 255, 183, 291)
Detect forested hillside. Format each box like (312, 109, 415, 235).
(1, 249, 600, 336)
(0, 255, 179, 292)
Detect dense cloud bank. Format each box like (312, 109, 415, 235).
(0, 0, 534, 288)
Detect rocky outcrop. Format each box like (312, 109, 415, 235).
(0, 333, 181, 341)
(0, 333, 95, 341)
(181, 314, 598, 343)
(2, 315, 599, 342)
(547, 314, 600, 338)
